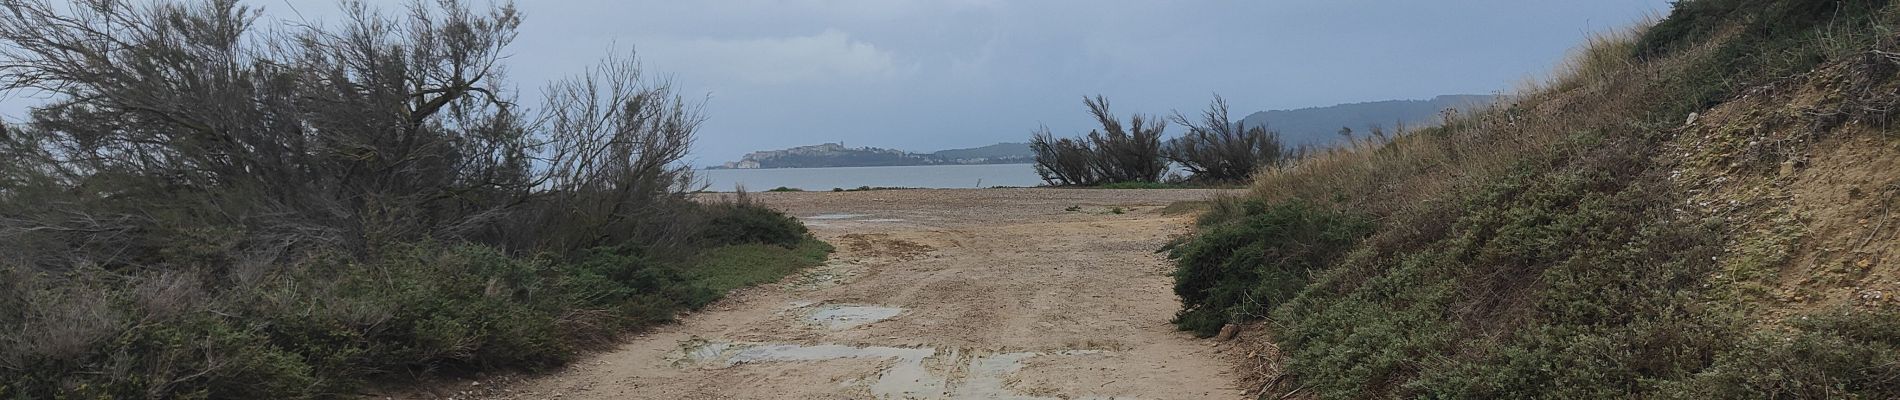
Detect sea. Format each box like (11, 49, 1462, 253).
(695, 163, 1045, 192)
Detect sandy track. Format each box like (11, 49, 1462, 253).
(474, 188, 1245, 399)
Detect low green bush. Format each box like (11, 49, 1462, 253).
(0, 220, 830, 399)
(697, 204, 809, 248)
(686, 239, 834, 294)
(1168, 200, 1371, 337)
(1662, 307, 1900, 399)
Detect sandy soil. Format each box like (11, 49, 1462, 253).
(449, 188, 1248, 399)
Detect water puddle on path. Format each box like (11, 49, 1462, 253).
(677, 340, 1114, 399)
(806, 305, 905, 330)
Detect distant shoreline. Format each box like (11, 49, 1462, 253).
(702, 161, 1037, 170)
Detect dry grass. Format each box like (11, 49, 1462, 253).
(1235, 19, 1670, 225)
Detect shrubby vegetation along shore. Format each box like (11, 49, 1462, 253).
(0, 0, 827, 398)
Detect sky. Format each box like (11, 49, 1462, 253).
(1, 0, 1673, 166)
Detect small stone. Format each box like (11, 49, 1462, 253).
(1214, 323, 1241, 341)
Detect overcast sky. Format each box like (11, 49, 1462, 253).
(3, 0, 1673, 165)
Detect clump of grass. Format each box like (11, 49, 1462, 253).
(1065, 205, 1083, 212)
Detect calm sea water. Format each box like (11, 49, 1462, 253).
(695, 163, 1045, 192)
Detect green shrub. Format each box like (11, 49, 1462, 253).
(766, 186, 803, 192)
(1661, 307, 1900, 399)
(1169, 200, 1372, 337)
(697, 204, 809, 248)
(0, 235, 832, 399)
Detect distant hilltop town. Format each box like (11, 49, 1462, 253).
(711, 142, 1034, 169)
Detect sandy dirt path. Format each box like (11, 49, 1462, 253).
(474, 188, 1246, 399)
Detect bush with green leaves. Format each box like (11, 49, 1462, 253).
(697, 202, 810, 248)
(1169, 200, 1371, 337)
(1661, 307, 1900, 399)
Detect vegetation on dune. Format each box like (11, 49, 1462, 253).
(1170, 0, 1900, 398)
(0, 0, 826, 398)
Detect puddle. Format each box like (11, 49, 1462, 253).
(806, 305, 905, 330)
(679, 340, 1116, 399)
(805, 213, 869, 220)
(962, 350, 1106, 399)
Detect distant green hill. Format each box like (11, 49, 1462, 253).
(1239, 94, 1499, 148)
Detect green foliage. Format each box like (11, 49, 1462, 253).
(765, 186, 803, 192)
(1266, 135, 1748, 398)
(1661, 307, 1900, 399)
(697, 204, 809, 248)
(1168, 200, 1372, 337)
(1161, 2, 1900, 398)
(0, 229, 829, 399)
(686, 239, 834, 294)
(1642, 0, 1895, 113)
(1637, 0, 1891, 58)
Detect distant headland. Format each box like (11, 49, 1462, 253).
(712, 94, 1499, 170)
(707, 142, 1034, 169)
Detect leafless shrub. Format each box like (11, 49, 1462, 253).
(1031, 95, 1168, 185)
(1166, 94, 1289, 183)
(0, 0, 712, 268)
(1030, 127, 1103, 185)
(486, 53, 704, 256)
(0, 267, 125, 370)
